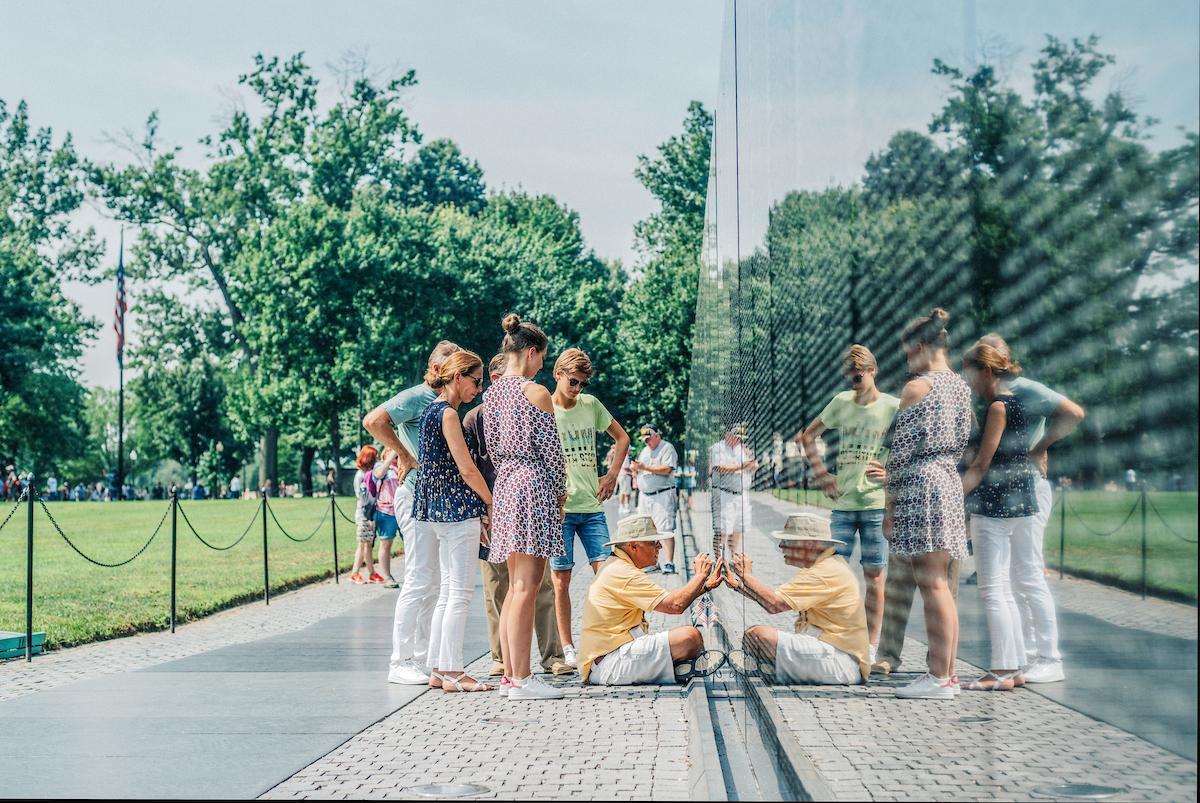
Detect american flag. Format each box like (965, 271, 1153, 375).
(114, 230, 126, 365)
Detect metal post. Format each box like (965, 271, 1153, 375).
(1058, 484, 1066, 580)
(25, 474, 34, 662)
(170, 492, 178, 632)
(262, 490, 270, 605)
(330, 492, 339, 583)
(1140, 483, 1148, 600)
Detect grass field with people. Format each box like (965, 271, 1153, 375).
(770, 488, 1196, 601)
(0, 497, 398, 649)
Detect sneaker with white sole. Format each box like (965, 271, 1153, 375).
(895, 672, 957, 700)
(387, 662, 430, 685)
(1022, 658, 1065, 684)
(498, 676, 513, 697)
(869, 643, 878, 665)
(508, 674, 565, 700)
(563, 644, 579, 669)
(662, 562, 676, 575)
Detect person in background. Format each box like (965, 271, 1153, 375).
(367, 449, 400, 587)
(485, 313, 567, 701)
(885, 308, 974, 700)
(800, 344, 899, 664)
(367, 340, 461, 687)
(467, 354, 568, 678)
(349, 445, 379, 585)
(415, 350, 493, 693)
(618, 453, 634, 515)
(710, 423, 757, 558)
(192, 480, 206, 501)
(550, 347, 631, 670)
(633, 425, 679, 574)
(959, 342, 1039, 690)
(976, 334, 1083, 684)
(682, 456, 698, 509)
(46, 473, 59, 501)
(229, 474, 242, 500)
(730, 514, 869, 686)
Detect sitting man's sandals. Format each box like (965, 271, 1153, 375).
(674, 650, 728, 682)
(727, 648, 778, 684)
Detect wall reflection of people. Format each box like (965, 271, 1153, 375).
(632, 425, 679, 575)
(726, 514, 869, 686)
(710, 423, 757, 557)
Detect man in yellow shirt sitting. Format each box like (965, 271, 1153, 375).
(728, 513, 870, 685)
(579, 515, 720, 685)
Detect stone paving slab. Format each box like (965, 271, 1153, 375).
(0, 577, 396, 702)
(262, 512, 703, 801)
(697, 491, 1198, 802)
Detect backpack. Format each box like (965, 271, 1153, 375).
(359, 471, 378, 520)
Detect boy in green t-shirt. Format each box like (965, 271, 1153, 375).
(799, 344, 899, 660)
(551, 348, 632, 670)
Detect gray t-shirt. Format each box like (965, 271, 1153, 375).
(1008, 376, 1067, 450)
(383, 383, 438, 489)
(637, 440, 678, 493)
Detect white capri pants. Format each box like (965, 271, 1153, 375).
(424, 517, 482, 673)
(390, 484, 439, 672)
(1015, 478, 1062, 662)
(775, 628, 862, 685)
(588, 631, 674, 686)
(638, 491, 677, 534)
(717, 489, 753, 534)
(972, 514, 1033, 669)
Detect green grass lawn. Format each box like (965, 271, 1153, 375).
(0, 497, 397, 650)
(769, 488, 1197, 601)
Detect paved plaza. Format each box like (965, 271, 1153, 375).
(0, 495, 1196, 800)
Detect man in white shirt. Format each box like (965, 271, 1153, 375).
(632, 425, 679, 575)
(229, 475, 242, 499)
(710, 423, 757, 556)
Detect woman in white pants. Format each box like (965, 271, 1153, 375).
(413, 350, 493, 693)
(961, 343, 1041, 691)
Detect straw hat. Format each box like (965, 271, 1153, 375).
(604, 514, 675, 547)
(770, 513, 837, 543)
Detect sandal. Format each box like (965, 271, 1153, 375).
(440, 673, 494, 693)
(727, 649, 777, 683)
(674, 650, 728, 682)
(962, 670, 1020, 691)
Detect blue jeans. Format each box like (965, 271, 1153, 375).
(552, 511, 611, 571)
(829, 509, 888, 569)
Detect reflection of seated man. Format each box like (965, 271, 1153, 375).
(728, 514, 869, 686)
(579, 515, 720, 686)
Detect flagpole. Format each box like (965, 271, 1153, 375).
(116, 226, 125, 502)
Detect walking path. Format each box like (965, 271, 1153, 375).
(704, 491, 1197, 801)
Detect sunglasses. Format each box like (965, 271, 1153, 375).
(464, 374, 483, 388)
(567, 377, 590, 389)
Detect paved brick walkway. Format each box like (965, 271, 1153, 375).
(699, 491, 1198, 802)
(0, 577, 387, 702)
(262, 532, 701, 800)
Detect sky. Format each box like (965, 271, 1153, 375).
(4, 1, 1197, 389)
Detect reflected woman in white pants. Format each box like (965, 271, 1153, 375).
(961, 343, 1041, 691)
(412, 350, 494, 693)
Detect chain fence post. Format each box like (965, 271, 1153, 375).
(330, 492, 339, 584)
(170, 491, 178, 633)
(25, 474, 35, 662)
(1058, 483, 1066, 580)
(261, 489, 270, 605)
(1140, 482, 1148, 600)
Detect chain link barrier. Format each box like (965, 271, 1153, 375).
(178, 500, 260, 551)
(0, 488, 28, 533)
(1064, 495, 1140, 537)
(38, 497, 170, 568)
(1147, 495, 1199, 544)
(266, 498, 329, 543)
(333, 499, 357, 525)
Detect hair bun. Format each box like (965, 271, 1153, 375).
(930, 307, 950, 323)
(502, 313, 522, 334)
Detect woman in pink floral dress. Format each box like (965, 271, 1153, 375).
(484, 313, 567, 700)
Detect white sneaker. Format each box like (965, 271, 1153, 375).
(387, 662, 430, 685)
(498, 676, 513, 697)
(1023, 658, 1065, 684)
(563, 644, 579, 669)
(508, 674, 565, 700)
(895, 672, 956, 700)
(869, 643, 878, 664)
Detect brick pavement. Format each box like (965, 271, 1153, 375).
(698, 491, 1198, 802)
(0, 576, 386, 702)
(262, 544, 703, 801)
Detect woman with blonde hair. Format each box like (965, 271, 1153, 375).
(414, 349, 494, 692)
(485, 313, 568, 700)
(885, 308, 974, 700)
(958, 342, 1039, 690)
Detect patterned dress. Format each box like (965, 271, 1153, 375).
(483, 375, 567, 562)
(412, 400, 487, 523)
(967, 395, 1038, 519)
(885, 371, 973, 558)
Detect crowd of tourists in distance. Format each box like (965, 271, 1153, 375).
(344, 304, 1092, 701)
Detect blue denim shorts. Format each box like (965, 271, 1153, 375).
(552, 511, 611, 571)
(829, 509, 887, 569)
(373, 511, 399, 541)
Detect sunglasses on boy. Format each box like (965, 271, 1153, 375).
(567, 377, 589, 389)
